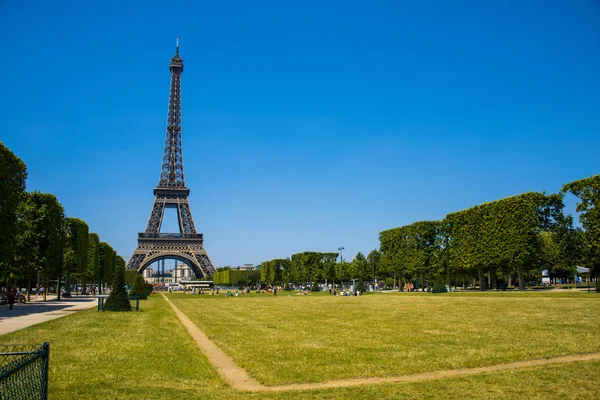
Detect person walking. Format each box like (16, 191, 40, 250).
(7, 287, 16, 310)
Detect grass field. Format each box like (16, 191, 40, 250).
(170, 291, 600, 384)
(1, 291, 599, 399)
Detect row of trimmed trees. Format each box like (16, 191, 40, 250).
(0, 142, 126, 300)
(379, 179, 599, 291)
(253, 176, 599, 292)
(258, 251, 380, 290)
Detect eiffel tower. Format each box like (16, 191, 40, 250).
(127, 39, 216, 278)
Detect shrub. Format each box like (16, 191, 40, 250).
(124, 270, 139, 287)
(311, 281, 320, 292)
(284, 283, 291, 291)
(357, 278, 366, 293)
(104, 264, 132, 311)
(145, 281, 153, 295)
(385, 277, 394, 289)
(129, 273, 147, 299)
(432, 276, 448, 293)
(596, 281, 600, 293)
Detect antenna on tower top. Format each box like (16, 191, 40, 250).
(176, 36, 180, 55)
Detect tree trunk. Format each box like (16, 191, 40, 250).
(508, 274, 512, 287)
(44, 276, 49, 301)
(27, 271, 32, 302)
(479, 268, 487, 291)
(490, 268, 497, 290)
(517, 264, 526, 291)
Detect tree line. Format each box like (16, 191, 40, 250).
(0, 142, 126, 300)
(254, 176, 599, 292)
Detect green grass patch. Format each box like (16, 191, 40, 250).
(170, 291, 600, 385)
(0, 296, 229, 399)
(1, 292, 598, 399)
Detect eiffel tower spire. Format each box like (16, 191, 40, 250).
(159, 36, 185, 188)
(127, 39, 216, 278)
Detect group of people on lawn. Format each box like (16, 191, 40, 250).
(333, 289, 362, 296)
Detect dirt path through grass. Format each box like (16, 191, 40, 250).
(162, 293, 600, 392)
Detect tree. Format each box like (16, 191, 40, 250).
(445, 192, 551, 291)
(367, 249, 381, 283)
(379, 221, 441, 291)
(99, 242, 115, 291)
(129, 273, 147, 299)
(63, 218, 89, 295)
(352, 252, 369, 281)
(564, 175, 600, 278)
(0, 142, 28, 277)
(103, 262, 131, 311)
(15, 191, 64, 299)
(86, 233, 100, 293)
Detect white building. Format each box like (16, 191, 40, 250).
(143, 263, 195, 284)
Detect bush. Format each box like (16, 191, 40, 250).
(145, 281, 153, 295)
(385, 277, 394, 289)
(357, 278, 366, 293)
(311, 281, 320, 292)
(432, 276, 448, 293)
(129, 273, 147, 299)
(596, 281, 600, 293)
(284, 283, 291, 291)
(124, 270, 139, 287)
(104, 264, 132, 311)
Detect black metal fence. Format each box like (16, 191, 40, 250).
(0, 343, 49, 400)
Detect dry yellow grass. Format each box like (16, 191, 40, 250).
(170, 291, 600, 385)
(1, 292, 598, 399)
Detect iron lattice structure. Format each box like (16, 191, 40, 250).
(127, 40, 216, 278)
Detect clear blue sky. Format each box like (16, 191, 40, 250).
(1, 1, 599, 267)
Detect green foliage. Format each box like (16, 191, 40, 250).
(0, 142, 27, 276)
(335, 261, 352, 282)
(352, 252, 369, 281)
(15, 191, 65, 281)
(129, 273, 147, 299)
(564, 175, 600, 276)
(99, 242, 115, 286)
(379, 220, 441, 285)
(260, 258, 290, 284)
(385, 277, 394, 289)
(445, 192, 549, 291)
(212, 269, 259, 286)
(367, 249, 381, 279)
(63, 217, 89, 287)
(290, 252, 338, 284)
(87, 232, 100, 286)
(284, 282, 291, 291)
(432, 275, 447, 293)
(104, 263, 131, 311)
(356, 278, 366, 292)
(124, 270, 139, 287)
(311, 280, 320, 292)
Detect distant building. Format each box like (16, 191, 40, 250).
(143, 263, 195, 284)
(238, 264, 254, 271)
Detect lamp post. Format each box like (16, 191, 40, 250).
(338, 246, 344, 290)
(57, 215, 65, 301)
